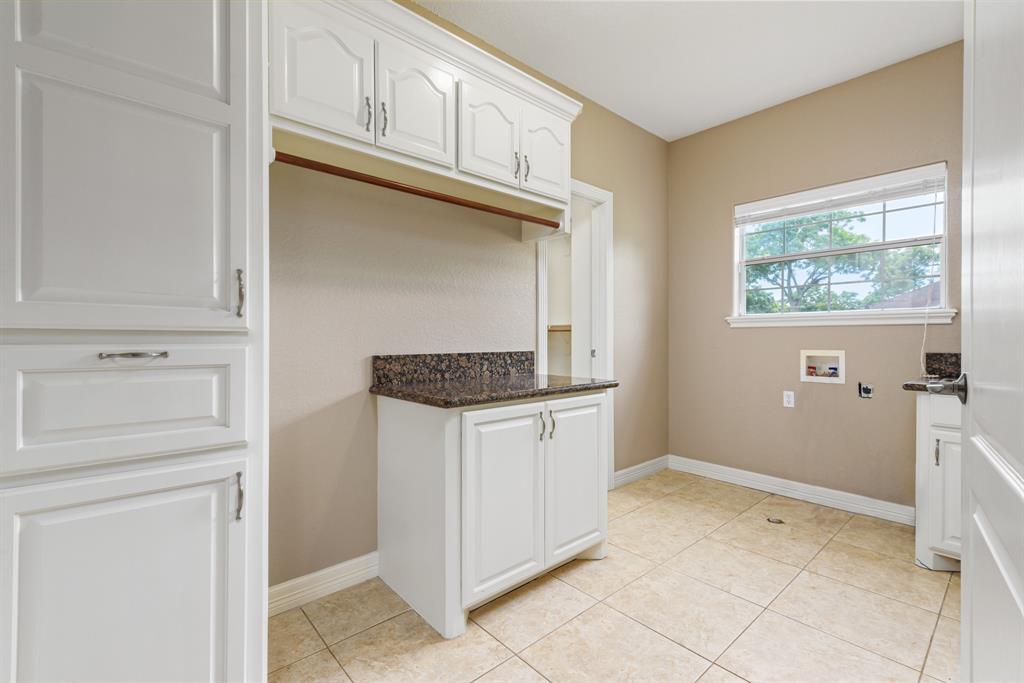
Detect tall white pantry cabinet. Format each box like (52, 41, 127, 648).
(0, 2, 269, 682)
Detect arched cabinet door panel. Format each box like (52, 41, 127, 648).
(458, 77, 520, 188)
(521, 104, 571, 202)
(271, 2, 375, 143)
(375, 35, 457, 168)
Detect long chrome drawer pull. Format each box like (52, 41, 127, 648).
(97, 351, 169, 360)
(236, 268, 245, 318)
(539, 411, 546, 441)
(549, 410, 555, 439)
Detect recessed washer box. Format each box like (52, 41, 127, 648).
(800, 349, 845, 384)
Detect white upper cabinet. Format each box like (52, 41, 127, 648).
(521, 104, 572, 201)
(458, 77, 521, 188)
(271, 2, 375, 142)
(269, 1, 581, 213)
(0, 1, 254, 331)
(375, 36, 457, 167)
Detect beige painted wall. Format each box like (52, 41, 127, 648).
(667, 44, 963, 506)
(270, 4, 670, 584)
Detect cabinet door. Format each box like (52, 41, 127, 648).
(458, 77, 521, 188)
(0, 458, 248, 682)
(270, 1, 375, 143)
(375, 36, 457, 167)
(0, 1, 254, 330)
(544, 394, 607, 565)
(521, 104, 571, 201)
(462, 403, 545, 606)
(928, 428, 963, 557)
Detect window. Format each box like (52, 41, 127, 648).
(728, 163, 956, 327)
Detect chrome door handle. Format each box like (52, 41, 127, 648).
(235, 471, 244, 521)
(236, 268, 245, 318)
(934, 439, 941, 466)
(365, 96, 372, 132)
(539, 411, 546, 441)
(97, 351, 168, 360)
(381, 101, 388, 137)
(514, 152, 520, 179)
(549, 410, 555, 439)
(523, 154, 530, 181)
(926, 373, 968, 405)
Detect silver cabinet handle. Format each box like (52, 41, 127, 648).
(97, 351, 168, 360)
(934, 438, 940, 466)
(381, 101, 388, 137)
(236, 268, 245, 318)
(365, 96, 372, 132)
(524, 154, 530, 181)
(514, 152, 520, 179)
(235, 471, 244, 520)
(538, 411, 546, 441)
(549, 410, 555, 439)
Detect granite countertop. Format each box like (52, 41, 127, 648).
(903, 352, 961, 392)
(368, 351, 618, 408)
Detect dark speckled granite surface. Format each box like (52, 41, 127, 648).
(370, 351, 618, 408)
(903, 352, 962, 392)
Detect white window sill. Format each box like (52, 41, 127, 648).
(725, 308, 958, 328)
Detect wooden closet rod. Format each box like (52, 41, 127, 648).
(274, 151, 562, 229)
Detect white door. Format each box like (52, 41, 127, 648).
(544, 394, 607, 565)
(458, 76, 520, 188)
(270, 1, 375, 143)
(570, 197, 594, 377)
(0, 457, 248, 683)
(521, 104, 571, 201)
(0, 1, 252, 331)
(961, 1, 1024, 680)
(462, 403, 545, 606)
(927, 428, 962, 558)
(375, 36, 456, 167)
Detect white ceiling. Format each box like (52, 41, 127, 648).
(417, 0, 964, 141)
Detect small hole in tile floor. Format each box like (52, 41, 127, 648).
(766, 517, 785, 524)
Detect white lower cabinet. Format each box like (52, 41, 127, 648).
(378, 391, 608, 639)
(0, 457, 248, 683)
(915, 394, 962, 570)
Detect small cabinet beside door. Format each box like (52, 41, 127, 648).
(270, 1, 375, 143)
(927, 428, 962, 557)
(461, 393, 606, 607)
(521, 104, 571, 201)
(376, 35, 457, 167)
(0, 457, 249, 682)
(458, 77, 521, 188)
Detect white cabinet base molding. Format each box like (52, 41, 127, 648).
(378, 392, 607, 639)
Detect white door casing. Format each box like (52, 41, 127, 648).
(544, 394, 607, 565)
(961, 1, 1024, 680)
(521, 104, 571, 201)
(270, 1, 375, 143)
(0, 457, 248, 683)
(375, 35, 456, 168)
(0, 0, 252, 331)
(462, 402, 545, 605)
(457, 76, 520, 188)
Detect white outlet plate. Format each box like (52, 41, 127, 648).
(783, 391, 795, 408)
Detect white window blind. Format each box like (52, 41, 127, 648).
(729, 163, 956, 327)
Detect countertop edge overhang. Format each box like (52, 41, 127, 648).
(370, 376, 620, 409)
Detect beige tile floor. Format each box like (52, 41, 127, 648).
(268, 470, 961, 683)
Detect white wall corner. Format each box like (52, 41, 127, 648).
(613, 455, 670, 488)
(268, 551, 379, 617)
(667, 454, 915, 525)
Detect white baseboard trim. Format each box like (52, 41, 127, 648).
(269, 551, 379, 617)
(667, 454, 915, 526)
(613, 455, 669, 488)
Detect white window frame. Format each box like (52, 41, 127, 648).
(726, 162, 957, 328)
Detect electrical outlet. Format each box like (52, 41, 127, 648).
(783, 390, 795, 408)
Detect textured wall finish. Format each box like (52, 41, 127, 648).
(667, 44, 963, 506)
(270, 163, 536, 584)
